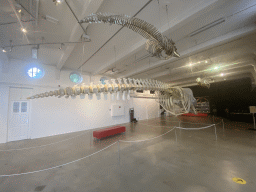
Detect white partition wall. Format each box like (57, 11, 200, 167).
(29, 92, 131, 139)
(0, 60, 160, 143)
(132, 98, 160, 121)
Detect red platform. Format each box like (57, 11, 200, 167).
(93, 126, 126, 139)
(182, 113, 208, 117)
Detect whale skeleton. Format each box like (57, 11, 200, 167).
(27, 78, 197, 116)
(79, 13, 180, 60)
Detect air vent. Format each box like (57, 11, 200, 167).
(189, 18, 225, 37)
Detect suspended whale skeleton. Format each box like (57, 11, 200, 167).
(79, 13, 180, 60)
(27, 78, 197, 116)
(196, 77, 211, 89)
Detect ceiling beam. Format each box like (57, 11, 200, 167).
(152, 59, 255, 81)
(169, 67, 256, 87)
(179, 72, 255, 88)
(56, 0, 105, 70)
(122, 25, 256, 78)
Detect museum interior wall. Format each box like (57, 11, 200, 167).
(0, 60, 160, 143)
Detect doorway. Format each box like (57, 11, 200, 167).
(8, 101, 30, 141)
(7, 87, 33, 142)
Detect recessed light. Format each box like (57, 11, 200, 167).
(53, 0, 63, 4)
(2, 48, 6, 53)
(21, 28, 27, 33)
(220, 73, 224, 76)
(18, 9, 21, 13)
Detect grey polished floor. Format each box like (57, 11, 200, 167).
(0, 116, 255, 192)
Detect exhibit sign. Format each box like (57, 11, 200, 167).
(249, 106, 256, 130)
(249, 106, 256, 113)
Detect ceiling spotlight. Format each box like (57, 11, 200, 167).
(214, 66, 219, 70)
(21, 28, 27, 33)
(53, 0, 63, 5)
(220, 73, 224, 76)
(205, 60, 208, 63)
(2, 48, 6, 53)
(18, 9, 21, 13)
(189, 63, 192, 66)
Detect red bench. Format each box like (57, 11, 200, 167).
(93, 126, 126, 139)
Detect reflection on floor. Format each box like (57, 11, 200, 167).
(0, 116, 255, 192)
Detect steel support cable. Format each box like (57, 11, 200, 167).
(0, 131, 90, 152)
(176, 124, 215, 130)
(0, 120, 221, 176)
(64, 0, 87, 34)
(119, 128, 175, 143)
(0, 122, 130, 152)
(0, 125, 175, 177)
(140, 121, 217, 129)
(77, 0, 154, 70)
(0, 141, 118, 177)
(18, 1, 36, 19)
(161, 119, 223, 125)
(160, 120, 213, 125)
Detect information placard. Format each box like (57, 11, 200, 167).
(249, 106, 256, 113)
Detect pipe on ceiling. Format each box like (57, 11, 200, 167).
(1, 40, 90, 50)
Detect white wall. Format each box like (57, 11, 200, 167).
(0, 59, 160, 143)
(29, 92, 131, 139)
(132, 98, 160, 121)
(0, 85, 9, 143)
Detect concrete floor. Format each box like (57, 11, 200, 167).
(0, 116, 255, 192)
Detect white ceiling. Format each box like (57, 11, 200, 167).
(0, 0, 256, 87)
